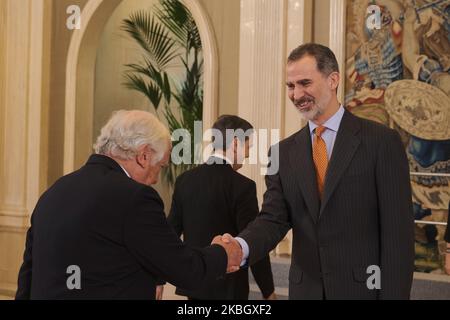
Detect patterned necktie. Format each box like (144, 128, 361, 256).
(313, 126, 328, 199)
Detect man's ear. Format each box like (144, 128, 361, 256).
(329, 72, 340, 91)
(136, 145, 150, 168)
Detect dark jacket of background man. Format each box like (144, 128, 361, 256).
(168, 157, 275, 300)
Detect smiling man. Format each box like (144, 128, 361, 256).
(220, 43, 415, 300)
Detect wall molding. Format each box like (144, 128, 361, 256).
(0, 206, 28, 216)
(0, 282, 16, 298)
(329, 0, 347, 103)
(0, 224, 28, 233)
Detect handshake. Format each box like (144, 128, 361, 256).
(211, 234, 243, 273)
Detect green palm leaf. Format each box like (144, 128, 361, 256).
(121, 11, 180, 70)
(123, 74, 162, 110)
(155, 0, 202, 51)
(124, 59, 172, 105)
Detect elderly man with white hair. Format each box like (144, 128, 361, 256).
(16, 110, 242, 300)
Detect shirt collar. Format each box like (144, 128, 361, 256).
(211, 152, 233, 165)
(309, 105, 345, 135)
(119, 164, 131, 178)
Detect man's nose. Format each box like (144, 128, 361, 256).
(292, 87, 305, 101)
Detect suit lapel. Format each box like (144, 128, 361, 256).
(320, 110, 361, 217)
(289, 127, 321, 224)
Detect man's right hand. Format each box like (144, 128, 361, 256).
(211, 234, 243, 273)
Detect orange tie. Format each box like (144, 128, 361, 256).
(313, 126, 328, 198)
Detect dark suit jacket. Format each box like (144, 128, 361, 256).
(239, 110, 415, 300)
(168, 157, 275, 300)
(16, 154, 227, 300)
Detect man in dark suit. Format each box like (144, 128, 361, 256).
(15, 110, 242, 300)
(220, 43, 415, 299)
(168, 115, 276, 300)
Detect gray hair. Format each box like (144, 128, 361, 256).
(94, 110, 171, 162)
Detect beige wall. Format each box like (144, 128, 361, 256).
(199, 0, 240, 116)
(48, 0, 89, 185)
(313, 0, 330, 46)
(94, 0, 159, 140)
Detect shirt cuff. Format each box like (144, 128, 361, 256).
(235, 237, 249, 267)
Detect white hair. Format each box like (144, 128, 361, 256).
(94, 110, 171, 163)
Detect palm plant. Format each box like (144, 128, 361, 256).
(121, 0, 203, 187)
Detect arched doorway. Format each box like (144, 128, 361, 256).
(64, 0, 218, 173)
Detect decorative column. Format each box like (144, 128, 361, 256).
(238, 0, 311, 255)
(238, 0, 286, 202)
(329, 0, 346, 102)
(0, 0, 49, 295)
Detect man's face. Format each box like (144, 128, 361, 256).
(232, 136, 252, 171)
(135, 145, 170, 186)
(286, 55, 335, 123)
(144, 149, 171, 185)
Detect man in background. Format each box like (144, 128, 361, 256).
(168, 115, 276, 300)
(16, 110, 241, 300)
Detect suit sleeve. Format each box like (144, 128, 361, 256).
(124, 186, 227, 290)
(238, 145, 292, 265)
(376, 129, 415, 299)
(167, 178, 183, 237)
(250, 256, 275, 298)
(16, 215, 34, 300)
(235, 181, 275, 298)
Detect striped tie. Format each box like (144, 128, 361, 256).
(313, 126, 328, 199)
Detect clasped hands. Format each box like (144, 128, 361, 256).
(211, 233, 242, 273)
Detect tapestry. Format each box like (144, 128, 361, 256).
(345, 0, 450, 273)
